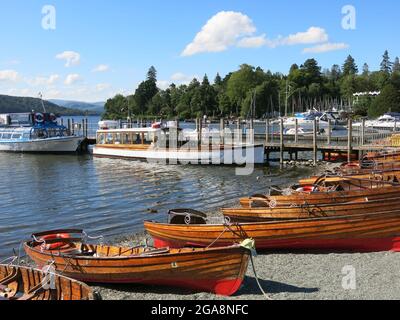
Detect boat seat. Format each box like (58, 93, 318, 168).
(168, 209, 207, 225)
(139, 248, 170, 256)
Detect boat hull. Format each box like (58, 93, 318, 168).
(0, 264, 95, 300)
(0, 136, 83, 153)
(145, 211, 400, 252)
(93, 144, 265, 165)
(153, 236, 400, 253)
(24, 244, 250, 296)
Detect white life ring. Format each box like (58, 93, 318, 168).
(50, 113, 57, 123)
(35, 113, 44, 123)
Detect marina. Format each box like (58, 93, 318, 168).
(2, 0, 400, 303)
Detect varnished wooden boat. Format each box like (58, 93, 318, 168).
(223, 196, 400, 222)
(0, 264, 96, 300)
(240, 182, 400, 208)
(298, 170, 400, 186)
(24, 229, 250, 296)
(144, 211, 400, 252)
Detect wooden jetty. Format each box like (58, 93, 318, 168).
(62, 116, 400, 163)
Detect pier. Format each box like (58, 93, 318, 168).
(62, 117, 400, 162)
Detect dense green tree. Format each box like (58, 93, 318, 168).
(393, 57, 400, 74)
(369, 83, 400, 117)
(380, 50, 393, 74)
(226, 64, 265, 115)
(343, 55, 358, 76)
(103, 94, 128, 120)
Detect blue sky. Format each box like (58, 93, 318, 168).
(0, 0, 399, 102)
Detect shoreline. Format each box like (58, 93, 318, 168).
(22, 161, 400, 300)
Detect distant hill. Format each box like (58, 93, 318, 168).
(0, 95, 100, 116)
(49, 99, 105, 114)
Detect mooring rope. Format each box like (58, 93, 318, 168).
(249, 254, 273, 300)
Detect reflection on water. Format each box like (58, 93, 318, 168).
(0, 153, 311, 259)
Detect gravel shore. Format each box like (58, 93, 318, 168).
(94, 249, 400, 300)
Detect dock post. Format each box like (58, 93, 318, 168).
(249, 118, 254, 144)
(81, 119, 85, 137)
(327, 119, 332, 145)
(394, 121, 397, 132)
(295, 118, 299, 143)
(361, 119, 365, 146)
(265, 119, 270, 144)
(61, 118, 64, 126)
(280, 118, 284, 165)
(86, 118, 89, 137)
(71, 119, 75, 135)
(220, 118, 225, 145)
(67, 119, 71, 135)
(313, 119, 317, 165)
(348, 118, 353, 163)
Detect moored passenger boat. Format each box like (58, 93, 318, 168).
(93, 126, 265, 165)
(0, 112, 84, 153)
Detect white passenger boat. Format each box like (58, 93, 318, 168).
(93, 127, 265, 165)
(0, 113, 84, 153)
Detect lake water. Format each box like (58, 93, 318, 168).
(0, 152, 312, 260)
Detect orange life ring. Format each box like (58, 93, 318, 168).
(40, 233, 71, 251)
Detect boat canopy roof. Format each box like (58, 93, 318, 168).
(97, 127, 183, 134)
(97, 128, 160, 134)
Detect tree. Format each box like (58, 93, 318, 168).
(134, 66, 159, 114)
(343, 55, 358, 76)
(369, 83, 400, 117)
(226, 64, 265, 115)
(103, 94, 128, 120)
(380, 50, 393, 74)
(362, 63, 370, 77)
(147, 66, 157, 82)
(393, 57, 400, 74)
(300, 59, 322, 86)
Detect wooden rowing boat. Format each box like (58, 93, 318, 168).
(240, 183, 400, 208)
(24, 229, 250, 296)
(223, 196, 400, 222)
(298, 170, 400, 186)
(144, 211, 400, 252)
(0, 264, 96, 300)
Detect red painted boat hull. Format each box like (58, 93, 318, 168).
(70, 277, 243, 297)
(154, 237, 400, 253)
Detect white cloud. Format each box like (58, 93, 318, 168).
(158, 72, 199, 89)
(237, 34, 269, 48)
(96, 83, 111, 92)
(303, 42, 349, 54)
(279, 27, 329, 46)
(56, 51, 81, 67)
(92, 64, 110, 73)
(30, 74, 60, 86)
(157, 80, 170, 90)
(64, 74, 81, 85)
(181, 12, 340, 55)
(0, 70, 19, 82)
(181, 11, 257, 56)
(171, 72, 194, 82)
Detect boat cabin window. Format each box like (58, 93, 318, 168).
(114, 133, 121, 144)
(97, 130, 157, 145)
(11, 133, 22, 139)
(1, 133, 12, 139)
(106, 133, 113, 144)
(98, 133, 105, 144)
